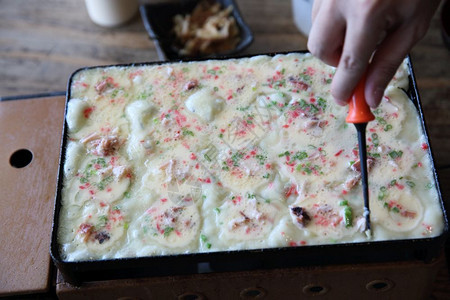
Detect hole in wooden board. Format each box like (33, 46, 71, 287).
(366, 279, 395, 292)
(10, 149, 33, 168)
(240, 287, 267, 299)
(302, 284, 329, 296)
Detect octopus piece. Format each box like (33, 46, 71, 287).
(288, 76, 309, 91)
(78, 223, 95, 242)
(95, 135, 120, 156)
(184, 79, 199, 91)
(78, 223, 112, 244)
(80, 130, 122, 156)
(314, 204, 341, 227)
(304, 117, 327, 129)
(95, 80, 108, 94)
(289, 206, 311, 228)
(350, 157, 375, 173)
(344, 157, 376, 190)
(94, 77, 115, 95)
(229, 210, 265, 231)
(80, 132, 100, 144)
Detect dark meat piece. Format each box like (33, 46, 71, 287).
(94, 231, 111, 244)
(290, 206, 311, 228)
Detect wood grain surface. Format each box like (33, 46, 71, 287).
(0, 96, 65, 296)
(0, 0, 449, 298)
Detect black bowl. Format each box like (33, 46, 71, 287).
(140, 0, 253, 61)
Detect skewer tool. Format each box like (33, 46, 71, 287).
(345, 74, 375, 237)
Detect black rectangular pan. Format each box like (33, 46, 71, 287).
(50, 52, 448, 286)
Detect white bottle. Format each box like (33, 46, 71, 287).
(84, 0, 139, 27)
(292, 0, 314, 37)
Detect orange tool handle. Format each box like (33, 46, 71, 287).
(346, 74, 375, 124)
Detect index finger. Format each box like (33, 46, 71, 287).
(331, 17, 381, 105)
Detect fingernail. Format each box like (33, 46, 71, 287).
(334, 98, 348, 106)
(369, 87, 384, 108)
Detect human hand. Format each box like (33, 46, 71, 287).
(307, 0, 440, 108)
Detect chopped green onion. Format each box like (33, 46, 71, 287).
(339, 200, 348, 206)
(406, 181, 415, 188)
(163, 227, 174, 237)
(388, 150, 403, 159)
(278, 151, 290, 157)
(344, 206, 353, 227)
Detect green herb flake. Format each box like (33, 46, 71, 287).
(317, 97, 327, 111)
(278, 151, 290, 157)
(231, 151, 244, 166)
(388, 150, 403, 159)
(339, 200, 348, 206)
(163, 227, 174, 237)
(255, 154, 267, 165)
(376, 116, 387, 125)
(237, 106, 250, 111)
(406, 181, 415, 188)
(292, 151, 308, 161)
(214, 207, 221, 214)
(96, 175, 114, 191)
(111, 89, 119, 98)
(182, 128, 194, 137)
(200, 234, 208, 242)
(96, 215, 108, 228)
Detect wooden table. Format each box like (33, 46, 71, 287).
(1, 0, 449, 298)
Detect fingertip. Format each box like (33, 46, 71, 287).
(334, 98, 349, 106)
(331, 78, 354, 107)
(366, 87, 384, 108)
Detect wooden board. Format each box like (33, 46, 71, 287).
(56, 253, 446, 300)
(0, 96, 65, 296)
